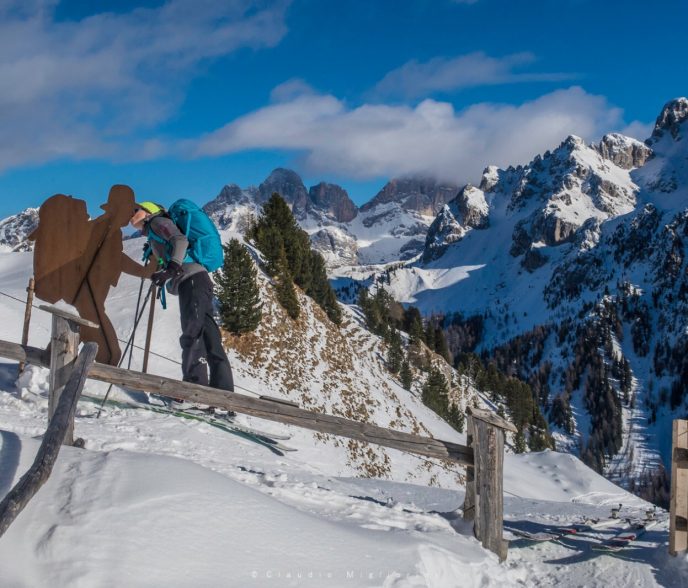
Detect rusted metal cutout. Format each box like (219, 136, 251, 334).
(30, 185, 152, 365)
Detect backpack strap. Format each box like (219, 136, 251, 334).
(146, 219, 194, 265)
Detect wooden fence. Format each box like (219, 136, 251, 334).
(670, 419, 688, 556)
(0, 305, 516, 561)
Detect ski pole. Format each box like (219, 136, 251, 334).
(96, 283, 154, 418)
(127, 277, 146, 371)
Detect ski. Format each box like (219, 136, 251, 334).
(506, 528, 562, 542)
(590, 520, 660, 553)
(80, 393, 296, 454)
(181, 407, 292, 440)
(559, 516, 628, 535)
(506, 510, 630, 543)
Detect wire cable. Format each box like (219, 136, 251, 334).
(0, 286, 263, 398)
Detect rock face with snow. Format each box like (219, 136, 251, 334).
(381, 98, 688, 495)
(423, 185, 489, 262)
(309, 226, 358, 266)
(202, 170, 456, 267)
(647, 97, 688, 144)
(203, 184, 260, 235)
(257, 168, 310, 217)
(595, 133, 652, 170)
(360, 177, 458, 216)
(308, 182, 358, 223)
(503, 134, 638, 257)
(0, 208, 39, 252)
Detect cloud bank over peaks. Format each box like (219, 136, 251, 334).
(372, 52, 576, 99)
(195, 85, 642, 185)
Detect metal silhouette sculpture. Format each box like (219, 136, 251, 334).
(30, 185, 153, 365)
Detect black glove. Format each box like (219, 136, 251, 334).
(151, 261, 183, 286)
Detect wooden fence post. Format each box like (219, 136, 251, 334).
(670, 419, 688, 556)
(17, 277, 35, 376)
(41, 305, 98, 446)
(463, 415, 476, 523)
(0, 343, 97, 538)
(465, 406, 517, 562)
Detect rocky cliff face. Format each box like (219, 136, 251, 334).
(0, 208, 39, 252)
(360, 177, 458, 216)
(647, 97, 688, 144)
(595, 133, 652, 170)
(423, 185, 490, 262)
(308, 182, 358, 223)
(257, 168, 310, 217)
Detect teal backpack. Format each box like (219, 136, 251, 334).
(145, 199, 224, 272)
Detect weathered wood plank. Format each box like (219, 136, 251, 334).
(675, 447, 688, 469)
(468, 406, 517, 434)
(463, 416, 476, 523)
(0, 339, 474, 467)
(472, 417, 509, 562)
(676, 516, 688, 533)
(48, 315, 80, 446)
(670, 419, 688, 556)
(18, 277, 35, 375)
(0, 343, 97, 538)
(39, 305, 99, 329)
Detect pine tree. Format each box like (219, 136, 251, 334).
(424, 321, 436, 350)
(447, 403, 465, 433)
(387, 328, 403, 373)
(434, 327, 452, 364)
(399, 358, 413, 390)
(513, 429, 527, 453)
(214, 239, 263, 335)
(249, 192, 342, 325)
(307, 250, 342, 325)
(250, 192, 312, 289)
(408, 313, 425, 345)
(274, 244, 300, 319)
(421, 366, 449, 417)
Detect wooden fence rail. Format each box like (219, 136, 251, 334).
(0, 306, 516, 561)
(0, 342, 97, 538)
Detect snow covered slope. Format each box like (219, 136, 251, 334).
(1, 367, 682, 586)
(0, 232, 478, 485)
(0, 208, 684, 587)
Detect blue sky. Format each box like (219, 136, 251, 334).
(0, 0, 685, 218)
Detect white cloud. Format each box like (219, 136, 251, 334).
(0, 0, 289, 172)
(372, 52, 576, 99)
(620, 120, 653, 142)
(270, 78, 318, 103)
(194, 86, 625, 184)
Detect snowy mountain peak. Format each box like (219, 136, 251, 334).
(479, 165, 501, 192)
(0, 207, 39, 252)
(649, 97, 688, 144)
(257, 167, 310, 214)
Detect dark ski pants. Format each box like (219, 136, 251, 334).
(178, 272, 234, 392)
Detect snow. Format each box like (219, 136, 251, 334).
(0, 174, 686, 584)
